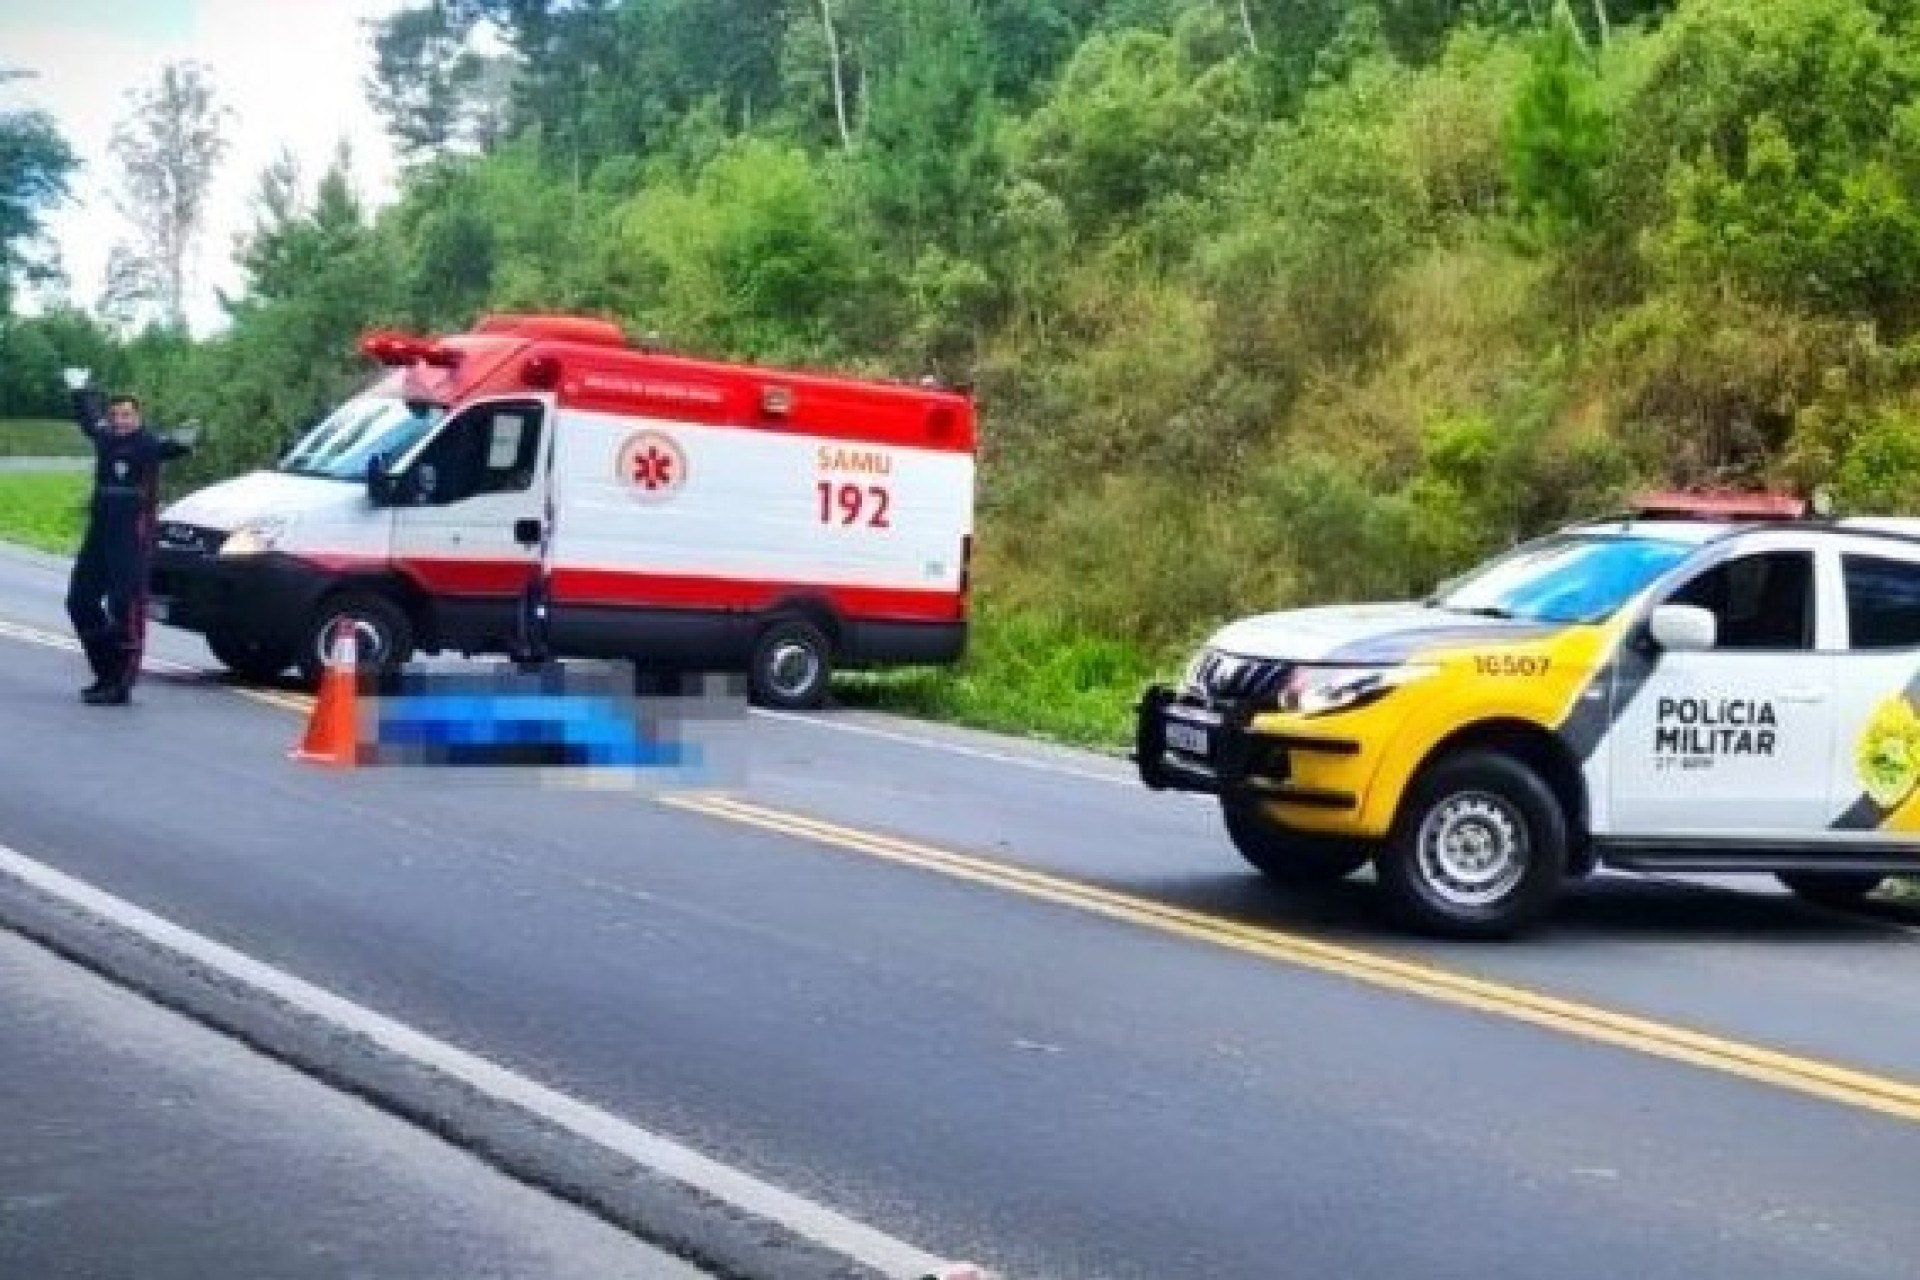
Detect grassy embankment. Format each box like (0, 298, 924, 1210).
(0, 418, 87, 458)
(0, 470, 85, 557)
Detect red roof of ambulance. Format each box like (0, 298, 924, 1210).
(471, 314, 977, 453)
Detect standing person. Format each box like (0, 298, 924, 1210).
(61, 368, 198, 705)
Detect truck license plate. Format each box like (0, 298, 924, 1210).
(1166, 720, 1211, 757)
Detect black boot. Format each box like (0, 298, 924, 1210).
(84, 649, 134, 705)
(79, 639, 112, 699)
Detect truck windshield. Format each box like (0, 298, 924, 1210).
(278, 396, 445, 481)
(1430, 532, 1698, 625)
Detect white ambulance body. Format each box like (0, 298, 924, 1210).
(148, 314, 976, 708)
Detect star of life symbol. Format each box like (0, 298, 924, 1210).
(615, 431, 687, 503)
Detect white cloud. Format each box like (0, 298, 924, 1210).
(3, 0, 412, 335)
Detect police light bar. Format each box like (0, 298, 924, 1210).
(1630, 489, 1808, 520)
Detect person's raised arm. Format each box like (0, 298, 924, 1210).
(63, 368, 107, 442)
(143, 418, 200, 463)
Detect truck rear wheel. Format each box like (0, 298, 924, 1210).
(299, 591, 414, 687)
(749, 616, 833, 711)
(1375, 751, 1567, 939)
(1222, 797, 1368, 884)
(1776, 871, 1886, 908)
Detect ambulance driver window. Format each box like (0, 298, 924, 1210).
(409, 402, 541, 503)
(474, 409, 540, 494)
(1843, 554, 1920, 650)
(1665, 550, 1814, 651)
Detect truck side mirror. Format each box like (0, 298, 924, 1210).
(1648, 603, 1717, 652)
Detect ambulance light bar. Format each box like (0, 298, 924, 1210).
(1629, 489, 1809, 521)
(360, 330, 464, 368)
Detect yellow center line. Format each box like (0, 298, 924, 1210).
(6, 614, 1919, 1124)
(663, 795, 1920, 1124)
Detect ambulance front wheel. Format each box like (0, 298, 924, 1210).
(749, 616, 833, 711)
(300, 591, 414, 687)
(206, 630, 295, 683)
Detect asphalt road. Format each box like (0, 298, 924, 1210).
(0, 927, 709, 1280)
(4, 541, 1920, 1279)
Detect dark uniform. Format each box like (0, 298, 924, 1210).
(65, 387, 192, 704)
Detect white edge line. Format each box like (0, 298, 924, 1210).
(0, 841, 950, 1279)
(750, 708, 1141, 788)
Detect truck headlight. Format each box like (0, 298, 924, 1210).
(218, 519, 287, 558)
(1181, 647, 1214, 694)
(1278, 664, 1435, 717)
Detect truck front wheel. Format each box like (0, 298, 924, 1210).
(1222, 797, 1369, 884)
(1375, 751, 1568, 939)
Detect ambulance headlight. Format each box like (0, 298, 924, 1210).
(1277, 663, 1435, 717)
(218, 519, 288, 558)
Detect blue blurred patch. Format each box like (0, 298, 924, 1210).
(348, 661, 750, 783)
(371, 693, 696, 769)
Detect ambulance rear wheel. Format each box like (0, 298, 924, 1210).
(300, 591, 414, 687)
(1376, 751, 1568, 940)
(1222, 797, 1368, 884)
(206, 630, 295, 683)
(750, 617, 832, 711)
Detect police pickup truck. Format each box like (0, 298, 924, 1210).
(1134, 492, 1920, 938)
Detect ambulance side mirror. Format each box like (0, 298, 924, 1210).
(366, 453, 394, 506)
(1648, 604, 1716, 652)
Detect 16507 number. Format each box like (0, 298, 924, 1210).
(819, 481, 891, 528)
(1474, 654, 1550, 677)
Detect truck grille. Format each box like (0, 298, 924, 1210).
(1185, 649, 1291, 707)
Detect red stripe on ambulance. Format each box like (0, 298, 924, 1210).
(548, 568, 963, 623)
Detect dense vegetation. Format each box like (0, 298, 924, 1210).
(6, 0, 1920, 744)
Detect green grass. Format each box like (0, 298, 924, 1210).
(834, 601, 1184, 753)
(0, 418, 88, 457)
(0, 472, 87, 555)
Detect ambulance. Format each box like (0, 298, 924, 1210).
(1135, 490, 1920, 937)
(146, 313, 976, 709)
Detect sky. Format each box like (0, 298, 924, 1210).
(2, 0, 413, 335)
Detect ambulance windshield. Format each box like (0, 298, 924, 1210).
(279, 395, 446, 481)
(1431, 532, 1697, 625)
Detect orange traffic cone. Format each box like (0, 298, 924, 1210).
(291, 617, 362, 767)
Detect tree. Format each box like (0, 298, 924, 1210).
(102, 59, 233, 330)
(362, 2, 487, 163)
(819, 0, 854, 149)
(0, 71, 78, 315)
(856, 0, 1006, 255)
(1504, 12, 1610, 247)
